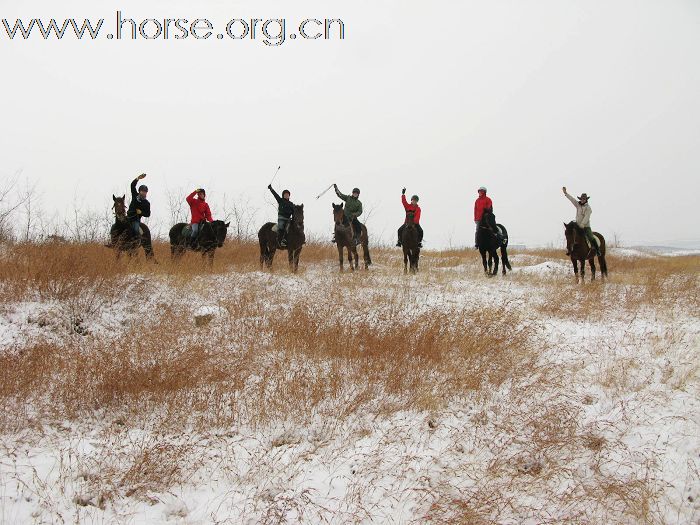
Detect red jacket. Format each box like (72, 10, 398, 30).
(186, 191, 213, 224)
(402, 195, 421, 224)
(474, 195, 493, 221)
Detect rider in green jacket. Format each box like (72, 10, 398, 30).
(334, 184, 363, 245)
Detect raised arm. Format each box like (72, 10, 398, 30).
(334, 185, 348, 202)
(401, 194, 410, 210)
(268, 185, 282, 204)
(562, 187, 579, 208)
(186, 190, 198, 205)
(130, 178, 138, 199)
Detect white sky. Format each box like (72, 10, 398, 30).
(2, 0, 699, 248)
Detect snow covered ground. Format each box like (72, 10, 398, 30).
(0, 248, 698, 524)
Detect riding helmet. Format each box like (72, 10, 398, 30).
(138, 185, 148, 192)
(352, 188, 360, 195)
(411, 195, 419, 202)
(478, 186, 487, 193)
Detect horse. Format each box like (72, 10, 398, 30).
(564, 221, 608, 282)
(258, 204, 306, 273)
(476, 210, 511, 276)
(332, 203, 372, 271)
(169, 220, 230, 266)
(108, 195, 155, 259)
(401, 212, 420, 274)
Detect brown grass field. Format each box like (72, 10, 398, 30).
(0, 240, 698, 524)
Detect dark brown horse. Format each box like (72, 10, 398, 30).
(258, 204, 305, 272)
(169, 220, 230, 266)
(476, 211, 511, 276)
(108, 195, 155, 259)
(564, 221, 608, 282)
(332, 203, 371, 271)
(401, 212, 420, 274)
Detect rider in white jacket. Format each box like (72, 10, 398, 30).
(563, 187, 600, 256)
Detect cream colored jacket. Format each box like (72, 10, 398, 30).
(564, 191, 592, 228)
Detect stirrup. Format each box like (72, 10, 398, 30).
(396, 241, 402, 247)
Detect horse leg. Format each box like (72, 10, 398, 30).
(267, 246, 276, 270)
(590, 257, 596, 281)
(579, 258, 585, 283)
(480, 250, 488, 275)
(348, 247, 356, 272)
(338, 245, 344, 272)
(403, 248, 408, 274)
(293, 247, 302, 273)
(572, 258, 580, 283)
(288, 248, 294, 272)
(492, 250, 499, 276)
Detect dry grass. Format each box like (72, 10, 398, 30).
(0, 240, 697, 523)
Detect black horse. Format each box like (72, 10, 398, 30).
(476, 210, 511, 276)
(108, 195, 155, 259)
(401, 212, 420, 274)
(169, 220, 230, 265)
(258, 204, 306, 272)
(564, 221, 608, 282)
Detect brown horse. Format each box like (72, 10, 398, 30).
(332, 203, 371, 271)
(108, 195, 155, 259)
(258, 204, 305, 272)
(564, 221, 608, 282)
(401, 212, 420, 274)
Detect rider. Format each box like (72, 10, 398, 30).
(473, 186, 492, 248)
(268, 184, 294, 247)
(562, 186, 600, 256)
(186, 188, 213, 248)
(334, 184, 363, 245)
(127, 173, 150, 238)
(396, 188, 423, 248)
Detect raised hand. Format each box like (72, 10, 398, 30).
(402, 188, 406, 194)
(562, 186, 567, 194)
(138, 173, 147, 180)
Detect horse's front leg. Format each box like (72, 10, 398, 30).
(403, 249, 409, 274)
(480, 251, 488, 274)
(338, 246, 344, 272)
(572, 258, 580, 283)
(348, 247, 356, 272)
(589, 257, 596, 281)
(293, 247, 302, 273)
(492, 252, 499, 276)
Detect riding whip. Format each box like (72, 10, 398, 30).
(316, 183, 334, 199)
(269, 166, 281, 186)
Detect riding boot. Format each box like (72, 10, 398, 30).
(277, 230, 286, 248)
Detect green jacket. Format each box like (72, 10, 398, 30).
(335, 187, 363, 218)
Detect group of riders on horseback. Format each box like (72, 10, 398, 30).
(109, 172, 604, 277)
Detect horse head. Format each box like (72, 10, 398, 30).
(564, 221, 578, 253)
(112, 194, 127, 220)
(332, 203, 346, 226)
(404, 211, 416, 228)
(214, 220, 230, 247)
(292, 204, 305, 232)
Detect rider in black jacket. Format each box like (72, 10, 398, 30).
(127, 174, 150, 237)
(268, 185, 294, 247)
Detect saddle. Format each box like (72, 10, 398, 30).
(271, 223, 290, 233)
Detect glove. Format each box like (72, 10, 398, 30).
(402, 188, 406, 194)
(268, 184, 272, 190)
(333, 184, 337, 189)
(136, 209, 142, 215)
(138, 173, 146, 180)
(562, 187, 567, 194)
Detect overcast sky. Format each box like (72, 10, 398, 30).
(2, 0, 699, 248)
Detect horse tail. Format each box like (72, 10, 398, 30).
(595, 233, 607, 276)
(362, 226, 372, 266)
(501, 245, 512, 271)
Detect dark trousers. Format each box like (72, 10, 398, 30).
(398, 224, 423, 243)
(350, 217, 362, 238)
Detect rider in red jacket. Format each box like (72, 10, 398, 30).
(397, 188, 423, 247)
(474, 186, 492, 248)
(186, 188, 213, 246)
